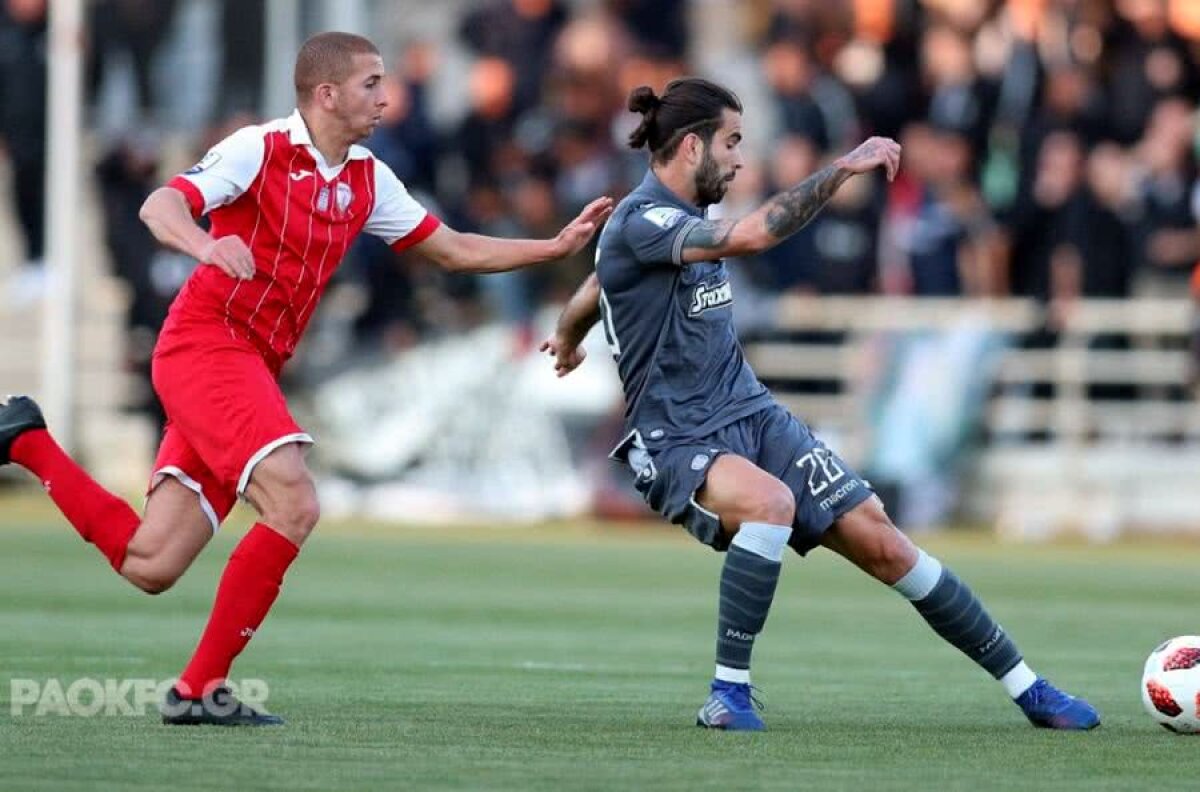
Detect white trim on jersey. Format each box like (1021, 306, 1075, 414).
(236, 432, 315, 496)
(150, 466, 221, 534)
(284, 109, 371, 180)
(178, 124, 269, 215)
(174, 109, 376, 215)
(362, 158, 432, 245)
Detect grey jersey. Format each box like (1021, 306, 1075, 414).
(596, 170, 772, 459)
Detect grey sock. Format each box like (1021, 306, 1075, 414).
(716, 545, 783, 670)
(910, 567, 1022, 678)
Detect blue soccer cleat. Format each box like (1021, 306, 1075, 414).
(695, 680, 765, 731)
(1015, 678, 1101, 730)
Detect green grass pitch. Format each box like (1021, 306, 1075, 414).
(1, 498, 1199, 790)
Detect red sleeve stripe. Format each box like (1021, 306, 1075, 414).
(166, 176, 205, 218)
(390, 213, 441, 253)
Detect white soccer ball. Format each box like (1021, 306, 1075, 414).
(1142, 635, 1200, 733)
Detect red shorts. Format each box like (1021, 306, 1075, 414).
(148, 325, 311, 531)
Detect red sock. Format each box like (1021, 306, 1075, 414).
(11, 429, 139, 570)
(177, 523, 299, 698)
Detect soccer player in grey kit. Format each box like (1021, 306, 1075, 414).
(542, 78, 1100, 731)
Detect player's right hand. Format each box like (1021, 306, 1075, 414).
(199, 236, 256, 280)
(835, 136, 902, 181)
(539, 334, 587, 377)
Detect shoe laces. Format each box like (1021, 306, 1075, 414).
(1026, 679, 1071, 712)
(717, 681, 765, 713)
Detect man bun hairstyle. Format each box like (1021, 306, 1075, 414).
(626, 78, 742, 164)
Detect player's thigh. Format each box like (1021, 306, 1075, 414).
(696, 454, 796, 533)
(154, 334, 313, 508)
(754, 405, 875, 555)
(124, 477, 215, 577)
(241, 442, 319, 544)
(820, 495, 918, 585)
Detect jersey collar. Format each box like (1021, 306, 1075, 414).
(285, 109, 372, 176)
(640, 169, 704, 217)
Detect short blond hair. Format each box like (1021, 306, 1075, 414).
(294, 32, 380, 103)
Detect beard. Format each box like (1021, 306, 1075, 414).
(694, 149, 729, 207)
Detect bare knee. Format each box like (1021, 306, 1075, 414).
(858, 516, 918, 584)
(259, 484, 320, 545)
(124, 561, 184, 595)
(737, 481, 796, 528)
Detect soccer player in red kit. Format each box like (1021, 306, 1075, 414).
(0, 32, 612, 726)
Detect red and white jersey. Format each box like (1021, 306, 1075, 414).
(164, 109, 440, 368)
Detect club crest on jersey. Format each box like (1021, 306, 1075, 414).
(688, 279, 733, 316)
(317, 183, 354, 215)
(184, 150, 221, 175)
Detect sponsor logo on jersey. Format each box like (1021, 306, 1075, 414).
(289, 169, 313, 181)
(641, 205, 687, 229)
(689, 280, 733, 316)
(184, 150, 221, 175)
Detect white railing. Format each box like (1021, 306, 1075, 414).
(745, 296, 1200, 538)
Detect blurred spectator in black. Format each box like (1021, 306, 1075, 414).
(1007, 61, 1108, 224)
(365, 43, 440, 194)
(606, 0, 688, 60)
(94, 133, 169, 428)
(832, 4, 923, 140)
(759, 135, 879, 295)
(475, 168, 568, 325)
(1131, 96, 1199, 295)
(762, 37, 858, 152)
(216, 0, 264, 117)
(545, 15, 628, 211)
(0, 0, 47, 282)
(1009, 129, 1087, 303)
(350, 233, 423, 353)
(921, 24, 995, 162)
(888, 122, 1000, 296)
(1069, 142, 1139, 301)
(87, 0, 179, 118)
(1106, 0, 1199, 144)
(459, 0, 568, 117)
(455, 57, 520, 187)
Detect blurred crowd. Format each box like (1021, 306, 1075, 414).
(2, 0, 1199, 382)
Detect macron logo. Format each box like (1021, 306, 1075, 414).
(289, 170, 313, 182)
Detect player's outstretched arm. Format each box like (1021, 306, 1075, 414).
(539, 273, 601, 377)
(412, 197, 614, 274)
(678, 136, 901, 264)
(139, 187, 255, 280)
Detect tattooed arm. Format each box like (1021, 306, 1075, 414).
(678, 136, 901, 264)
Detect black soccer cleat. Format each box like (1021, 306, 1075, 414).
(0, 395, 46, 466)
(160, 685, 284, 727)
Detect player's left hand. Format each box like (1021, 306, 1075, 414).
(551, 197, 614, 258)
(835, 136, 902, 181)
(539, 333, 587, 377)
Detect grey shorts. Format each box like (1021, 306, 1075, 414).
(622, 403, 873, 555)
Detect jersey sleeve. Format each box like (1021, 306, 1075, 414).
(166, 125, 266, 217)
(621, 202, 703, 267)
(363, 158, 442, 252)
